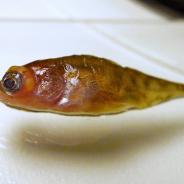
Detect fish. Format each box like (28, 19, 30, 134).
(0, 55, 184, 115)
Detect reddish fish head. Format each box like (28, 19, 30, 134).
(0, 66, 36, 108)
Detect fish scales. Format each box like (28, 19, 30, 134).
(0, 55, 184, 115)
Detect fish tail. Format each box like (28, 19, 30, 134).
(133, 78, 184, 109)
(172, 82, 184, 97)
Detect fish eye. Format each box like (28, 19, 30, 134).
(2, 72, 22, 93)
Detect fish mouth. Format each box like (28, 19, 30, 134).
(0, 80, 5, 101)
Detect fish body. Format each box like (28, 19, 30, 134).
(0, 55, 184, 115)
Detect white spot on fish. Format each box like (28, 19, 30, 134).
(36, 68, 49, 76)
(70, 78, 79, 86)
(58, 97, 69, 105)
(83, 57, 88, 67)
(91, 66, 96, 74)
(64, 64, 75, 73)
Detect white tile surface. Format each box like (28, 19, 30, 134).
(0, 0, 66, 19)
(45, 0, 163, 20)
(93, 22, 184, 74)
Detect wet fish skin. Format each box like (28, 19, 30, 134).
(0, 55, 184, 115)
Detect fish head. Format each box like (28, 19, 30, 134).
(0, 66, 36, 107)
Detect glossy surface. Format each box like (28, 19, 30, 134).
(0, 55, 184, 115)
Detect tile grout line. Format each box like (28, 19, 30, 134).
(88, 24, 184, 76)
(0, 18, 170, 24)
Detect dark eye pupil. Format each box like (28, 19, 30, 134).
(2, 72, 22, 93)
(4, 78, 16, 90)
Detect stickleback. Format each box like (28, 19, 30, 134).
(0, 55, 184, 115)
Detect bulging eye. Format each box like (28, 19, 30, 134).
(2, 72, 22, 93)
